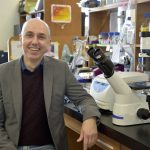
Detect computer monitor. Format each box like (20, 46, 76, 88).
(0, 51, 8, 64)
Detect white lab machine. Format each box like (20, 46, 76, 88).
(90, 72, 148, 111)
(87, 47, 150, 126)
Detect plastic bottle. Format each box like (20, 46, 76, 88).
(127, 19, 135, 44)
(100, 32, 108, 44)
(140, 13, 150, 32)
(108, 32, 114, 44)
(136, 57, 143, 72)
(98, 33, 102, 44)
(145, 13, 150, 32)
(113, 32, 120, 44)
(120, 17, 135, 45)
(120, 17, 130, 44)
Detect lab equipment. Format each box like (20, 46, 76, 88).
(88, 47, 150, 126)
(90, 71, 148, 111)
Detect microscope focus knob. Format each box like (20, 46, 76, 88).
(137, 108, 150, 120)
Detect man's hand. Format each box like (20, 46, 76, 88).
(77, 117, 98, 150)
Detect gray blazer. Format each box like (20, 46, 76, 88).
(0, 56, 100, 150)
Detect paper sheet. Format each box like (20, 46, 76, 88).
(11, 41, 23, 60)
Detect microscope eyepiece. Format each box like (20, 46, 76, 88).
(87, 47, 104, 62)
(87, 47, 114, 78)
(87, 47, 96, 59)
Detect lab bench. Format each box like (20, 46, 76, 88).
(64, 103, 150, 150)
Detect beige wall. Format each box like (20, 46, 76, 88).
(0, 0, 19, 51)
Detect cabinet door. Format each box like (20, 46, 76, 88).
(120, 144, 131, 150)
(66, 127, 107, 150)
(89, 11, 110, 36)
(67, 128, 115, 150)
(96, 133, 120, 150)
(64, 113, 121, 150)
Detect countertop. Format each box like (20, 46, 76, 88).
(64, 103, 150, 150)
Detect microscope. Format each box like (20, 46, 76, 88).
(87, 47, 150, 126)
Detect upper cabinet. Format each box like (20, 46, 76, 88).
(20, 9, 44, 24)
(84, 0, 150, 70)
(136, 0, 150, 44)
(19, 0, 44, 25)
(79, 1, 150, 37)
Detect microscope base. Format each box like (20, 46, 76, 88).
(112, 102, 150, 126)
(96, 100, 114, 111)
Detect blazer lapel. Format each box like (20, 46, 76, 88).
(11, 58, 53, 124)
(12, 61, 22, 127)
(43, 57, 53, 115)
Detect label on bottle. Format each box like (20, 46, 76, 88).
(141, 25, 149, 32)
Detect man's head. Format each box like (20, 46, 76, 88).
(20, 18, 51, 64)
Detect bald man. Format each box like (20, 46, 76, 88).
(0, 18, 100, 150)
